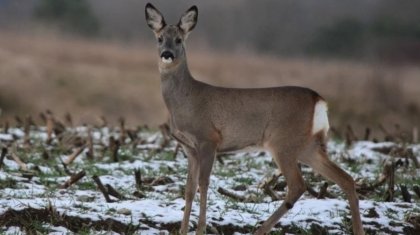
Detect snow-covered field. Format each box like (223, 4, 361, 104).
(0, 126, 419, 234)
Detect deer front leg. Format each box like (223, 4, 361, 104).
(196, 142, 217, 235)
(180, 146, 199, 234)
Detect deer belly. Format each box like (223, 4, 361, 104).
(217, 128, 265, 154)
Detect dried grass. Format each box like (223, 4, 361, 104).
(0, 30, 419, 133)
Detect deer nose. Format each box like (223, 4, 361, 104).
(161, 51, 174, 59)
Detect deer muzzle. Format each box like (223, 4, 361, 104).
(161, 51, 174, 64)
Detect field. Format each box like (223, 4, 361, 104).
(0, 31, 420, 135)
(0, 30, 420, 234)
(0, 115, 419, 235)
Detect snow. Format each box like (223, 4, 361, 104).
(0, 127, 419, 234)
(3, 226, 23, 235)
(0, 133, 13, 141)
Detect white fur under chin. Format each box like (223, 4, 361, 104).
(312, 100, 330, 135)
(161, 57, 173, 64)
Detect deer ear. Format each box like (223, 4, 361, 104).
(178, 5, 198, 37)
(145, 3, 166, 32)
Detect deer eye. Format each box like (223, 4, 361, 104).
(175, 37, 182, 44)
(158, 36, 163, 44)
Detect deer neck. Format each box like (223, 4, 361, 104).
(159, 57, 195, 113)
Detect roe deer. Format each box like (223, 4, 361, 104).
(145, 3, 364, 235)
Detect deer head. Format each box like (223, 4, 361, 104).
(145, 3, 198, 68)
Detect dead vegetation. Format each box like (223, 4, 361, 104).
(0, 207, 138, 235)
(0, 30, 419, 234)
(0, 30, 419, 133)
(0, 111, 419, 234)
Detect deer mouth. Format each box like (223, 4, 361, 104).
(161, 57, 173, 64)
(161, 51, 174, 64)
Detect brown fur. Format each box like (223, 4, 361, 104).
(145, 3, 365, 235)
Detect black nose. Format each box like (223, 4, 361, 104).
(161, 51, 174, 59)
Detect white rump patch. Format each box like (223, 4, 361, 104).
(161, 57, 173, 64)
(312, 100, 330, 135)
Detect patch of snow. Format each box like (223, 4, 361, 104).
(1, 127, 419, 234)
(2, 226, 23, 235)
(0, 133, 13, 141)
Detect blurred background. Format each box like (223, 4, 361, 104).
(0, 0, 419, 137)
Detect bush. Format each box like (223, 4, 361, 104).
(306, 18, 366, 57)
(306, 16, 420, 60)
(371, 16, 420, 39)
(34, 0, 100, 36)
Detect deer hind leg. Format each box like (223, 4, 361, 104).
(180, 146, 200, 234)
(255, 149, 306, 235)
(299, 142, 365, 235)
